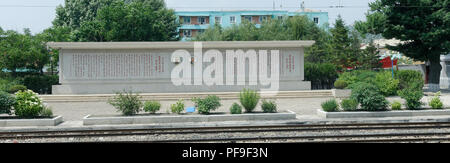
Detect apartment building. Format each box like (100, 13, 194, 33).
(175, 9, 329, 40)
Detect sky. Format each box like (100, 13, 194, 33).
(0, 0, 376, 34)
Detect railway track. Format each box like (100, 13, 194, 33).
(2, 122, 450, 143)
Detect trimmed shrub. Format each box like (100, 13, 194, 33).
(230, 103, 242, 114)
(171, 99, 185, 114)
(305, 63, 338, 89)
(192, 95, 222, 114)
(429, 92, 443, 109)
(340, 98, 358, 111)
(321, 99, 339, 112)
(261, 100, 277, 113)
(0, 91, 15, 115)
(334, 80, 348, 89)
(14, 90, 45, 118)
(395, 70, 424, 90)
(350, 83, 388, 111)
(107, 90, 143, 116)
(398, 88, 423, 110)
(7, 84, 27, 94)
(374, 71, 399, 96)
(23, 75, 59, 94)
(338, 70, 377, 88)
(143, 101, 161, 113)
(239, 88, 260, 113)
(391, 101, 402, 110)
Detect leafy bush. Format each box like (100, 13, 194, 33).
(39, 107, 54, 117)
(0, 78, 23, 93)
(230, 103, 242, 114)
(350, 83, 388, 111)
(192, 95, 222, 114)
(23, 75, 59, 94)
(429, 91, 443, 109)
(334, 80, 348, 89)
(321, 99, 339, 112)
(261, 100, 277, 113)
(395, 70, 424, 90)
(143, 101, 161, 113)
(374, 71, 399, 96)
(171, 99, 185, 114)
(14, 90, 45, 118)
(0, 91, 15, 115)
(338, 70, 377, 88)
(340, 98, 358, 111)
(7, 84, 27, 94)
(107, 90, 143, 116)
(398, 88, 423, 110)
(391, 101, 402, 110)
(239, 88, 260, 113)
(305, 63, 338, 89)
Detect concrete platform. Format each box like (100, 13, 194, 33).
(83, 110, 297, 125)
(40, 90, 333, 102)
(0, 116, 63, 127)
(317, 109, 450, 118)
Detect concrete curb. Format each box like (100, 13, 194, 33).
(83, 110, 297, 125)
(0, 116, 63, 127)
(317, 109, 450, 118)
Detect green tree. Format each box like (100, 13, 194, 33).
(356, 0, 450, 92)
(329, 16, 358, 69)
(73, 0, 179, 41)
(0, 29, 50, 76)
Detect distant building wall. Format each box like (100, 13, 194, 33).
(175, 10, 329, 41)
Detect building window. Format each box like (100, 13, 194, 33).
(243, 16, 252, 22)
(230, 16, 236, 24)
(183, 16, 191, 24)
(277, 16, 283, 20)
(313, 17, 319, 24)
(183, 30, 192, 37)
(259, 16, 267, 23)
(215, 16, 221, 24)
(199, 17, 206, 25)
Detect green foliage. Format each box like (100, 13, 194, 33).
(334, 80, 348, 89)
(14, 90, 45, 118)
(350, 83, 388, 111)
(0, 78, 23, 93)
(338, 70, 377, 88)
(391, 101, 402, 110)
(357, 0, 450, 86)
(7, 85, 27, 94)
(321, 99, 339, 112)
(239, 89, 260, 113)
(358, 42, 382, 70)
(398, 89, 423, 110)
(143, 101, 161, 114)
(305, 63, 338, 89)
(261, 100, 277, 113)
(429, 92, 443, 109)
(170, 99, 185, 114)
(0, 29, 50, 76)
(374, 71, 399, 96)
(0, 91, 15, 115)
(107, 90, 143, 116)
(70, 0, 179, 41)
(192, 95, 222, 114)
(340, 98, 358, 111)
(23, 75, 59, 94)
(395, 70, 424, 90)
(39, 107, 54, 117)
(230, 103, 242, 114)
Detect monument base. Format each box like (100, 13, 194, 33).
(52, 81, 311, 94)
